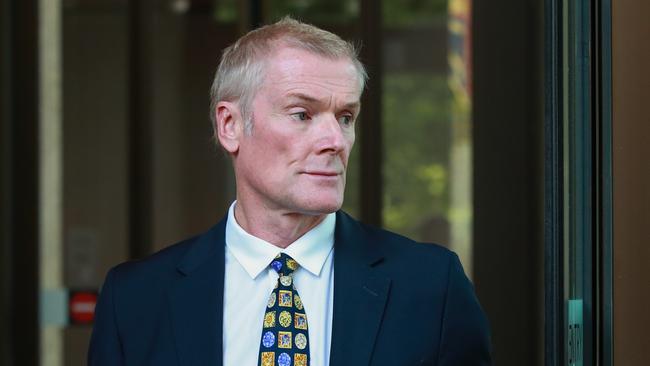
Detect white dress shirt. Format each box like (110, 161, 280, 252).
(222, 201, 335, 366)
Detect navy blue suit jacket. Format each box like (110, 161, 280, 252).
(88, 211, 491, 365)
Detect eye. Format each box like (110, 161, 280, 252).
(338, 115, 354, 126)
(290, 111, 309, 121)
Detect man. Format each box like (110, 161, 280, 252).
(89, 17, 491, 366)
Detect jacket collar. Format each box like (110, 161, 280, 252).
(168, 212, 390, 366)
(329, 211, 390, 366)
(169, 217, 226, 366)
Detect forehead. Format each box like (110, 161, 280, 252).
(261, 46, 362, 96)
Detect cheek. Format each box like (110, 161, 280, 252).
(347, 132, 356, 148)
(342, 134, 355, 159)
(248, 126, 289, 155)
(244, 131, 300, 175)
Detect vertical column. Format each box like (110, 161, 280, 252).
(10, 0, 41, 364)
(359, 0, 383, 226)
(611, 1, 650, 364)
(0, 0, 11, 364)
(128, 0, 153, 259)
(39, 0, 64, 365)
(448, 0, 473, 276)
(472, 0, 544, 365)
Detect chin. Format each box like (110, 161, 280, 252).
(296, 196, 343, 215)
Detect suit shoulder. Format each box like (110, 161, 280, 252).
(356, 219, 453, 259)
(107, 232, 201, 287)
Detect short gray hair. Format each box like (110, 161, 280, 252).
(210, 16, 368, 134)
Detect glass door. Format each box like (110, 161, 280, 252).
(545, 0, 613, 365)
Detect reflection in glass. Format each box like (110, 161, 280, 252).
(562, 0, 593, 364)
(382, 0, 472, 274)
(264, 0, 359, 23)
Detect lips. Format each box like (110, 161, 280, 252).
(303, 171, 340, 176)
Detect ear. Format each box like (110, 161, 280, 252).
(214, 101, 243, 154)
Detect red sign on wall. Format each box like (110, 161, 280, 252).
(69, 291, 97, 325)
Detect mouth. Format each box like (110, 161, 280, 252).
(302, 170, 341, 177)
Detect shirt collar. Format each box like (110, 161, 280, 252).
(225, 201, 335, 279)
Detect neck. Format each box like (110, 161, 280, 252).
(233, 199, 327, 248)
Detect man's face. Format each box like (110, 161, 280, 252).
(233, 46, 361, 216)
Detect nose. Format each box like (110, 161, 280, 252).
(317, 114, 349, 154)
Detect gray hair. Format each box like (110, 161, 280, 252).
(210, 16, 368, 134)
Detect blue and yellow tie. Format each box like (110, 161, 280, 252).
(258, 253, 310, 366)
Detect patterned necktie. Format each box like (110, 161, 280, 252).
(258, 253, 310, 366)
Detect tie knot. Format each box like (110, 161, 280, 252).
(270, 253, 299, 276)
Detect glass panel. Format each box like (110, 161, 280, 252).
(213, 0, 239, 23)
(562, 0, 593, 365)
(383, 0, 447, 26)
(381, 0, 472, 271)
(264, 0, 359, 24)
(60, 1, 131, 365)
(55, 1, 241, 364)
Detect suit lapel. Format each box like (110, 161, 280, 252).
(168, 219, 226, 366)
(329, 212, 391, 366)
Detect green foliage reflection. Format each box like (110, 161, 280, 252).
(383, 73, 451, 243)
(266, 0, 359, 23)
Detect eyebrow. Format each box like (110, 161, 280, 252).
(284, 92, 361, 112)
